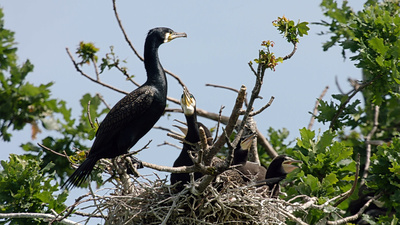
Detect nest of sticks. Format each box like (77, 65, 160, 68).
(101, 172, 305, 225)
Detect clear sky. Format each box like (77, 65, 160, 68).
(1, 0, 364, 223)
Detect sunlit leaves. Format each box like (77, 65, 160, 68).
(367, 138, 400, 213)
(253, 16, 309, 71)
(272, 16, 309, 44)
(320, 0, 400, 105)
(76, 41, 99, 65)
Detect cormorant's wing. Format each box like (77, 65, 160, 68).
(90, 88, 156, 151)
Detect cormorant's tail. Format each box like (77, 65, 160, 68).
(62, 157, 98, 189)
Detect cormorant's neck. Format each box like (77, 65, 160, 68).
(185, 112, 200, 143)
(144, 40, 167, 91)
(233, 148, 248, 165)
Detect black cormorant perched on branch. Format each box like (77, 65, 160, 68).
(63, 27, 187, 189)
(233, 134, 267, 182)
(260, 155, 301, 197)
(170, 88, 205, 190)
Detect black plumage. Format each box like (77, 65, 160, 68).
(261, 155, 301, 197)
(63, 27, 187, 189)
(170, 88, 206, 190)
(233, 134, 267, 182)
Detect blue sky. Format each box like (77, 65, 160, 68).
(1, 0, 364, 223)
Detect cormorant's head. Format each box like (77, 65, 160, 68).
(240, 133, 257, 151)
(180, 87, 196, 116)
(147, 27, 187, 45)
(267, 155, 302, 178)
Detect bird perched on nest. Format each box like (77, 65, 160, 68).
(63, 27, 187, 189)
(232, 133, 267, 183)
(170, 88, 212, 191)
(257, 155, 302, 197)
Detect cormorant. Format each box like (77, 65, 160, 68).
(261, 155, 301, 197)
(170, 88, 205, 190)
(63, 27, 187, 189)
(233, 134, 267, 182)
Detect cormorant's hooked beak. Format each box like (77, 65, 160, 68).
(165, 32, 187, 43)
(180, 87, 196, 116)
(240, 133, 257, 150)
(282, 157, 302, 173)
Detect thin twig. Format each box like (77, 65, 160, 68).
(282, 42, 298, 60)
(96, 93, 111, 110)
(249, 96, 275, 116)
(87, 100, 95, 129)
(66, 48, 129, 95)
(333, 153, 360, 207)
(213, 105, 225, 144)
(37, 143, 68, 158)
(0, 213, 80, 225)
(330, 76, 381, 130)
(308, 86, 329, 130)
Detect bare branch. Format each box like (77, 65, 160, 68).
(0, 213, 81, 225)
(87, 100, 95, 129)
(362, 105, 380, 185)
(96, 93, 111, 110)
(112, 0, 143, 62)
(308, 86, 329, 130)
(66, 48, 129, 95)
(205, 85, 246, 165)
(282, 42, 298, 61)
(249, 96, 275, 117)
(37, 143, 69, 159)
(326, 193, 383, 225)
(213, 105, 225, 144)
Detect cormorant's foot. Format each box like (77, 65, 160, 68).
(126, 156, 143, 177)
(129, 156, 144, 169)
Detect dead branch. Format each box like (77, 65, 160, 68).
(249, 96, 275, 117)
(205, 85, 246, 165)
(308, 86, 329, 130)
(362, 105, 380, 185)
(326, 193, 383, 225)
(0, 213, 80, 225)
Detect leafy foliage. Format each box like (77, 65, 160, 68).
(320, 0, 400, 105)
(283, 129, 356, 223)
(272, 16, 310, 44)
(76, 41, 99, 65)
(367, 138, 400, 216)
(0, 154, 68, 224)
(0, 8, 64, 142)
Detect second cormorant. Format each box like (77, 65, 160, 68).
(170, 88, 206, 190)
